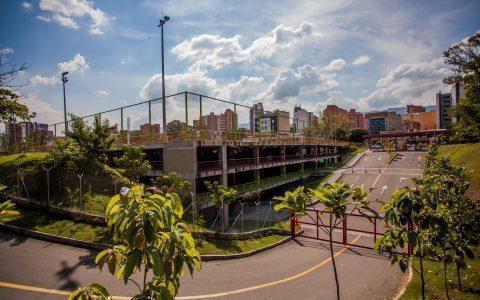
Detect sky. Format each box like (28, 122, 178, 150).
(1, 0, 479, 130)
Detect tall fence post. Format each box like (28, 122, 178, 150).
(43, 166, 52, 206)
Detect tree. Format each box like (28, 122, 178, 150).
(153, 172, 192, 202)
(67, 114, 116, 162)
(319, 109, 350, 140)
(308, 183, 375, 300)
(443, 32, 480, 141)
(0, 54, 34, 123)
(114, 145, 151, 182)
(273, 186, 307, 214)
(70, 185, 201, 300)
(204, 181, 237, 232)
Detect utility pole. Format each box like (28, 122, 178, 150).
(61, 72, 69, 135)
(158, 15, 170, 133)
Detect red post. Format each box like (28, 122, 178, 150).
(316, 211, 319, 239)
(342, 217, 347, 244)
(407, 222, 413, 255)
(290, 212, 296, 238)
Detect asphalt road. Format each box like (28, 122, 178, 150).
(0, 151, 423, 300)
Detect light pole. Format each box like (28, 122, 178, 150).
(158, 15, 170, 133)
(61, 71, 69, 135)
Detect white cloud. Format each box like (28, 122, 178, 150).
(359, 58, 450, 109)
(29, 75, 59, 86)
(22, 2, 32, 9)
(324, 59, 346, 71)
(52, 13, 79, 29)
(315, 90, 359, 112)
(58, 53, 89, 73)
(256, 65, 338, 107)
(172, 22, 321, 71)
(39, 0, 110, 35)
(0, 48, 14, 55)
(20, 92, 63, 124)
(352, 55, 370, 65)
(36, 15, 51, 22)
(30, 53, 89, 86)
(96, 90, 111, 97)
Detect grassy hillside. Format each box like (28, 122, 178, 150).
(438, 143, 480, 200)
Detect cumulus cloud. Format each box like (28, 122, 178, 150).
(0, 47, 14, 55)
(30, 53, 89, 86)
(22, 2, 32, 9)
(96, 90, 111, 97)
(352, 55, 370, 65)
(36, 15, 51, 22)
(172, 22, 320, 71)
(256, 65, 338, 107)
(324, 59, 346, 71)
(39, 0, 110, 35)
(20, 92, 63, 124)
(359, 58, 450, 109)
(315, 90, 359, 112)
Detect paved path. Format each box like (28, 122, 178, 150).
(0, 151, 424, 299)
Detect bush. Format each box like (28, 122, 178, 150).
(113, 145, 151, 181)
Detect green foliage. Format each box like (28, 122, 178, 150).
(443, 32, 480, 142)
(349, 129, 367, 143)
(0, 88, 34, 123)
(114, 145, 151, 181)
(77, 185, 201, 300)
(45, 139, 88, 172)
(204, 181, 237, 232)
(67, 114, 116, 162)
(153, 172, 192, 201)
(69, 283, 111, 300)
(0, 185, 17, 222)
(273, 186, 307, 214)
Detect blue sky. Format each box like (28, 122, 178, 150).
(1, 0, 479, 129)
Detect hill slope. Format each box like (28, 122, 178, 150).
(438, 143, 480, 200)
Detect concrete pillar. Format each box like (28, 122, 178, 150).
(220, 145, 229, 228)
(253, 146, 260, 182)
(280, 145, 286, 161)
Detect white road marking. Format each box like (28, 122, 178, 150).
(378, 156, 382, 161)
(380, 185, 388, 195)
(400, 177, 407, 182)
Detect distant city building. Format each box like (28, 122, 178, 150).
(193, 108, 237, 133)
(308, 112, 319, 128)
(140, 123, 161, 135)
(406, 105, 426, 114)
(6, 121, 52, 146)
(450, 81, 464, 124)
(364, 111, 402, 133)
(436, 91, 454, 129)
(249, 103, 264, 133)
(293, 105, 310, 131)
(348, 109, 365, 129)
(259, 110, 290, 134)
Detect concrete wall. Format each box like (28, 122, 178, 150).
(163, 142, 197, 181)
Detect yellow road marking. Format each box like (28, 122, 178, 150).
(0, 236, 361, 299)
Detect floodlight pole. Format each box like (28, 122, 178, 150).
(158, 15, 170, 133)
(61, 72, 69, 134)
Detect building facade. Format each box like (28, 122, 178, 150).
(406, 105, 426, 114)
(364, 111, 403, 133)
(348, 109, 364, 129)
(436, 91, 453, 129)
(293, 105, 309, 131)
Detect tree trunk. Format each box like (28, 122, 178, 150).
(456, 262, 462, 290)
(329, 217, 340, 300)
(419, 244, 426, 300)
(444, 260, 450, 299)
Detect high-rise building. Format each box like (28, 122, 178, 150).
(258, 110, 290, 134)
(348, 109, 364, 129)
(219, 109, 236, 133)
(6, 121, 52, 146)
(249, 103, 264, 133)
(436, 91, 453, 129)
(293, 105, 309, 131)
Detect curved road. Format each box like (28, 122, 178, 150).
(0, 151, 423, 299)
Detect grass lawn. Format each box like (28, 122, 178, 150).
(2, 207, 289, 256)
(196, 234, 286, 255)
(402, 248, 480, 299)
(438, 143, 480, 200)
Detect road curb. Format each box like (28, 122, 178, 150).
(344, 152, 365, 168)
(0, 223, 303, 261)
(392, 263, 413, 300)
(387, 152, 399, 165)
